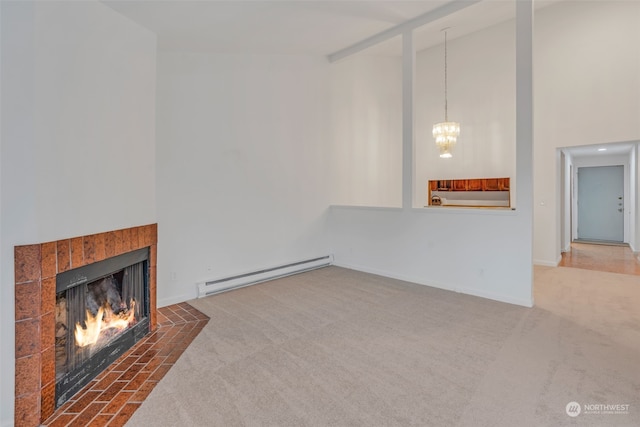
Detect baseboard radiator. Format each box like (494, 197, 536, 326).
(197, 255, 333, 298)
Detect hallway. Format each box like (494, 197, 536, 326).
(559, 242, 640, 276)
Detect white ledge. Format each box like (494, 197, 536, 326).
(329, 205, 403, 212)
(329, 204, 520, 216)
(416, 206, 518, 216)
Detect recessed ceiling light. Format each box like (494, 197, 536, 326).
(597, 148, 607, 151)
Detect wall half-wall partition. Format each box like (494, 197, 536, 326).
(326, 0, 534, 308)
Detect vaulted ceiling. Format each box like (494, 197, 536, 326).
(101, 0, 560, 56)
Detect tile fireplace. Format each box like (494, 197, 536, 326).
(14, 224, 157, 426)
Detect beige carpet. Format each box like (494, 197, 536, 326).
(126, 266, 640, 427)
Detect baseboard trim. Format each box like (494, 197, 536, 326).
(157, 293, 194, 308)
(533, 258, 559, 267)
(573, 239, 628, 247)
(196, 255, 334, 298)
(332, 261, 533, 308)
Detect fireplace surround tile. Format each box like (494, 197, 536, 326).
(15, 392, 40, 427)
(41, 242, 58, 279)
(41, 382, 56, 422)
(113, 230, 124, 255)
(15, 354, 40, 395)
(15, 319, 40, 358)
(83, 234, 97, 264)
(40, 311, 55, 349)
(104, 231, 116, 258)
(56, 239, 71, 273)
(41, 346, 56, 386)
(149, 266, 157, 329)
(130, 228, 140, 250)
(15, 245, 41, 284)
(70, 237, 84, 268)
(122, 228, 132, 253)
(41, 277, 56, 314)
(14, 224, 160, 426)
(15, 281, 40, 320)
(95, 233, 107, 262)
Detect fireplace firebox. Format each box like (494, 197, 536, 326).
(54, 248, 150, 407)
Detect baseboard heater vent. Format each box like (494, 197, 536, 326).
(197, 255, 333, 298)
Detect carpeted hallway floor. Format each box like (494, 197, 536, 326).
(126, 265, 640, 427)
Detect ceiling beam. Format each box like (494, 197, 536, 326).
(327, 0, 483, 63)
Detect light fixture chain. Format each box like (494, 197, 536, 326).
(432, 27, 459, 159)
(444, 30, 448, 122)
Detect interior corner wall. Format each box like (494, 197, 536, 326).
(633, 144, 639, 251)
(329, 54, 402, 207)
(533, 0, 640, 265)
(155, 53, 331, 306)
(0, 4, 5, 427)
(0, 1, 157, 424)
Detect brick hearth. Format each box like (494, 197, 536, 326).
(42, 303, 208, 427)
(14, 224, 162, 426)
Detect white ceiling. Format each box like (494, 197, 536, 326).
(100, 1, 635, 163)
(102, 1, 562, 57)
(102, 0, 444, 55)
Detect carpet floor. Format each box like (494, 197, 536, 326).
(126, 266, 640, 427)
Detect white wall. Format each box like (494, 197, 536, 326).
(415, 19, 516, 207)
(534, 0, 640, 264)
(330, 54, 402, 207)
(155, 53, 331, 306)
(0, 1, 156, 424)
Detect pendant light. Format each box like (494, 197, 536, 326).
(432, 28, 460, 159)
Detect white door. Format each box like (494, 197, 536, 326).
(577, 165, 624, 242)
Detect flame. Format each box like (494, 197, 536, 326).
(75, 300, 136, 348)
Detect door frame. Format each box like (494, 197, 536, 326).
(571, 156, 630, 243)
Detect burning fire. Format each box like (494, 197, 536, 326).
(75, 300, 136, 348)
